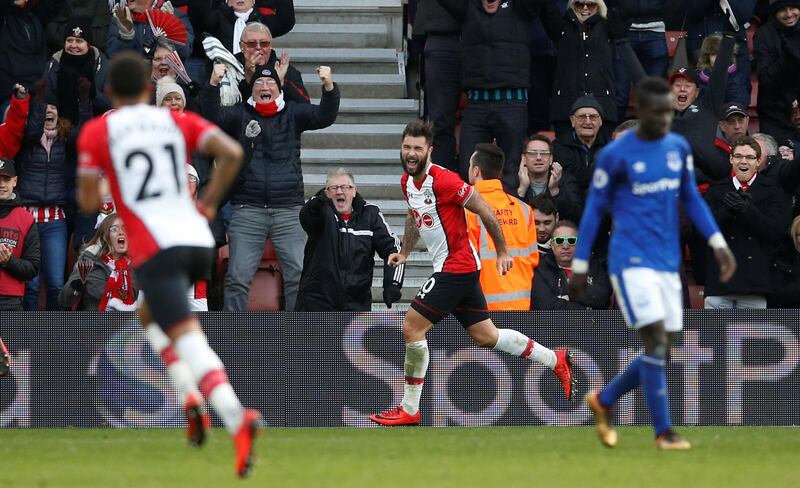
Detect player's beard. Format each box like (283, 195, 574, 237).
(401, 150, 428, 177)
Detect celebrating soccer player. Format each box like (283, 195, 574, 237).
(570, 77, 737, 450)
(76, 52, 260, 477)
(369, 122, 576, 426)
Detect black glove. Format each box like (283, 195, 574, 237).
(307, 189, 329, 213)
(738, 189, 752, 210)
(722, 190, 744, 213)
(383, 286, 402, 309)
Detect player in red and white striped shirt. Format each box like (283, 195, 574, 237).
(76, 53, 259, 478)
(369, 122, 577, 426)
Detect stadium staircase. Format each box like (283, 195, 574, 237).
(286, 0, 428, 311)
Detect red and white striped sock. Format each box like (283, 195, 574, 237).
(174, 330, 244, 434)
(145, 323, 201, 404)
(400, 340, 429, 415)
(494, 329, 557, 369)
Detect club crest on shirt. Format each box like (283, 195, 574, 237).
(423, 189, 433, 205)
(457, 183, 469, 198)
(666, 151, 682, 172)
(633, 161, 647, 173)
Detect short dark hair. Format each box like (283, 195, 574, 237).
(471, 143, 505, 180)
(108, 52, 151, 99)
(402, 120, 434, 146)
(731, 135, 762, 160)
(635, 76, 671, 109)
(523, 133, 553, 152)
(531, 194, 557, 216)
(554, 219, 578, 233)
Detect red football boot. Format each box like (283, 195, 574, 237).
(0, 338, 10, 378)
(184, 392, 211, 448)
(553, 349, 577, 401)
(234, 409, 262, 478)
(368, 405, 421, 426)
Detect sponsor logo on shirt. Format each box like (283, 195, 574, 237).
(631, 178, 680, 195)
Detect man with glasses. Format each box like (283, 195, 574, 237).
(200, 60, 339, 312)
(703, 136, 792, 309)
(531, 220, 609, 310)
(554, 95, 608, 196)
(571, 77, 737, 450)
(518, 133, 583, 223)
(296, 168, 403, 311)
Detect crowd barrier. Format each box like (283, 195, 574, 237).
(1, 310, 798, 427)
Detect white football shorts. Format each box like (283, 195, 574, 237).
(609, 267, 683, 332)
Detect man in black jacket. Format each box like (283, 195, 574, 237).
(436, 0, 557, 191)
(531, 219, 610, 309)
(296, 168, 404, 312)
(754, 0, 800, 142)
(201, 63, 339, 312)
(0, 158, 41, 312)
(553, 95, 608, 196)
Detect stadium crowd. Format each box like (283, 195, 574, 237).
(0, 0, 799, 313)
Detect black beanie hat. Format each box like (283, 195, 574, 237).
(64, 16, 93, 46)
(251, 65, 282, 92)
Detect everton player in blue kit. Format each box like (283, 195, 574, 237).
(569, 78, 737, 450)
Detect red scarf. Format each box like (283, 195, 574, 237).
(98, 255, 135, 311)
(253, 101, 279, 117)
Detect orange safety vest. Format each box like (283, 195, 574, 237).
(466, 179, 539, 310)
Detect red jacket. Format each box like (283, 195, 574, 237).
(0, 95, 29, 158)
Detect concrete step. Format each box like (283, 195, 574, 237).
(304, 173, 403, 200)
(313, 98, 418, 124)
(302, 123, 406, 149)
(295, 0, 403, 49)
(301, 148, 400, 175)
(302, 73, 406, 99)
(279, 23, 393, 49)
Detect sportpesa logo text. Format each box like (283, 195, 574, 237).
(632, 177, 680, 196)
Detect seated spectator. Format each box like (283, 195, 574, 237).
(530, 193, 559, 258)
(203, 0, 295, 55)
(696, 33, 740, 106)
(199, 64, 339, 311)
(156, 77, 187, 113)
(0, 85, 30, 159)
(60, 213, 138, 311)
(717, 102, 750, 152)
(296, 168, 403, 312)
(754, 0, 800, 142)
(108, 0, 195, 60)
(0, 1, 48, 111)
(184, 164, 208, 311)
(465, 144, 538, 310)
(753, 132, 800, 197)
(517, 133, 583, 223)
(546, 0, 619, 141)
(768, 215, 800, 307)
(704, 136, 793, 309)
(553, 95, 608, 195)
(531, 220, 610, 310)
(147, 40, 202, 110)
(44, 16, 110, 122)
(235, 22, 308, 104)
(17, 87, 92, 310)
(0, 158, 40, 311)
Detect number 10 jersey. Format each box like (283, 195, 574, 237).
(77, 104, 217, 266)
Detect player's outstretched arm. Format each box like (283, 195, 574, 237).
(197, 130, 244, 221)
(464, 191, 512, 276)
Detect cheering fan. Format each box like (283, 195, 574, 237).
(145, 8, 188, 46)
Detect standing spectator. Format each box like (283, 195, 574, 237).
(44, 16, 110, 122)
(517, 133, 583, 223)
(704, 136, 793, 308)
(0, 84, 30, 159)
(203, 0, 295, 55)
(531, 193, 559, 257)
(17, 84, 91, 310)
(695, 33, 741, 106)
(768, 215, 800, 307)
(435, 0, 558, 191)
(200, 64, 339, 311)
(610, 0, 669, 121)
(413, 0, 462, 170)
(527, 0, 568, 133)
(531, 220, 610, 310)
(548, 0, 619, 141)
(778, 139, 795, 161)
(59, 213, 138, 311)
(296, 168, 403, 312)
(45, 0, 113, 54)
(0, 158, 40, 311)
(685, 0, 756, 106)
(754, 0, 800, 142)
(553, 95, 608, 195)
(465, 144, 539, 311)
(792, 99, 800, 147)
(107, 0, 195, 60)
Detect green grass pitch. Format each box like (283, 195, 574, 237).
(1, 427, 797, 487)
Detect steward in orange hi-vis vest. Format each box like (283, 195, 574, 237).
(466, 179, 539, 310)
